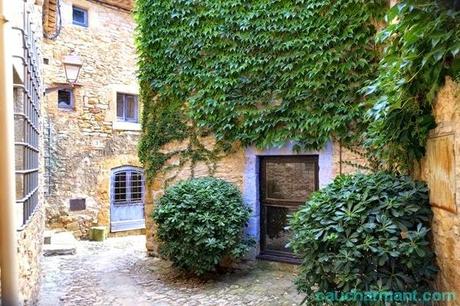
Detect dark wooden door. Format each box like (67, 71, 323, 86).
(259, 155, 319, 262)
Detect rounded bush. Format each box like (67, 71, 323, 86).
(289, 172, 437, 303)
(153, 177, 251, 275)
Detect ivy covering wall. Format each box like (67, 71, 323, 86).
(364, 0, 460, 172)
(135, 0, 460, 179)
(135, 0, 386, 179)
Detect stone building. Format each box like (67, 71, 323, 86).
(41, 0, 144, 238)
(1, 0, 455, 303)
(145, 78, 460, 299)
(145, 139, 366, 261)
(1, 0, 45, 304)
(417, 78, 460, 304)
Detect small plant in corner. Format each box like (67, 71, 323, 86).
(289, 172, 437, 305)
(153, 177, 253, 275)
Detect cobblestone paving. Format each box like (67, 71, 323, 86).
(38, 235, 303, 306)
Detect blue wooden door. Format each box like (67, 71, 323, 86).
(110, 166, 145, 232)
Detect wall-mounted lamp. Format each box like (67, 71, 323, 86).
(45, 53, 83, 94)
(63, 54, 83, 85)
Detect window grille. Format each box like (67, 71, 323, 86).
(13, 7, 41, 227)
(112, 167, 144, 205)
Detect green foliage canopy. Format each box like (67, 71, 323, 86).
(289, 172, 437, 304)
(135, 0, 385, 178)
(153, 177, 252, 275)
(364, 0, 460, 172)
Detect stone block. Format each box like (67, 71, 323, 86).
(89, 226, 107, 241)
(66, 222, 80, 232)
(43, 245, 77, 256)
(43, 231, 77, 256)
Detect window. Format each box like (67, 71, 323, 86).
(114, 172, 127, 203)
(72, 6, 88, 27)
(116, 93, 138, 122)
(14, 9, 41, 226)
(113, 167, 144, 204)
(58, 89, 73, 109)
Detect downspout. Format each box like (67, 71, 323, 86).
(0, 0, 20, 304)
(339, 142, 343, 175)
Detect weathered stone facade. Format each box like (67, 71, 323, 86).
(332, 143, 371, 176)
(145, 139, 246, 255)
(17, 206, 45, 304)
(418, 78, 460, 303)
(41, 0, 141, 238)
(0, 0, 46, 304)
(145, 139, 365, 257)
(0, 205, 45, 305)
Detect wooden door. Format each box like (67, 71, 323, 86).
(259, 156, 319, 262)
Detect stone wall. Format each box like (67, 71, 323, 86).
(418, 77, 460, 302)
(19, 0, 46, 303)
(0, 211, 45, 305)
(0, 0, 47, 303)
(145, 139, 365, 256)
(145, 138, 246, 255)
(332, 142, 370, 176)
(41, 0, 141, 238)
(17, 205, 45, 305)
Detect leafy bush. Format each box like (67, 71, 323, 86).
(153, 177, 252, 275)
(289, 172, 437, 304)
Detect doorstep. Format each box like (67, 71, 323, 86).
(43, 231, 77, 256)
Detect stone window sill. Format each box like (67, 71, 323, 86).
(112, 121, 141, 131)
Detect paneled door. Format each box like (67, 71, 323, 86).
(110, 166, 145, 232)
(259, 156, 319, 262)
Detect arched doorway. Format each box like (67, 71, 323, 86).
(110, 166, 145, 232)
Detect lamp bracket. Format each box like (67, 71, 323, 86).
(44, 82, 82, 94)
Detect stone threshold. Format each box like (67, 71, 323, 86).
(43, 230, 77, 256)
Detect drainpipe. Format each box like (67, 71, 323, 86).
(339, 142, 343, 175)
(0, 0, 20, 304)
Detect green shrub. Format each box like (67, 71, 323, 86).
(289, 172, 437, 304)
(153, 177, 252, 275)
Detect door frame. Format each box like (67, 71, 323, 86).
(258, 155, 319, 263)
(109, 165, 146, 232)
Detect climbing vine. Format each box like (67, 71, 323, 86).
(135, 0, 386, 179)
(137, 85, 231, 181)
(364, 0, 460, 173)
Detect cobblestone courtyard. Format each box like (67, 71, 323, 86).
(38, 235, 302, 306)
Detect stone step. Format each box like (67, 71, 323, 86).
(43, 231, 77, 256)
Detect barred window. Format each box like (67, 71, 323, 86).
(112, 167, 144, 204)
(14, 9, 41, 227)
